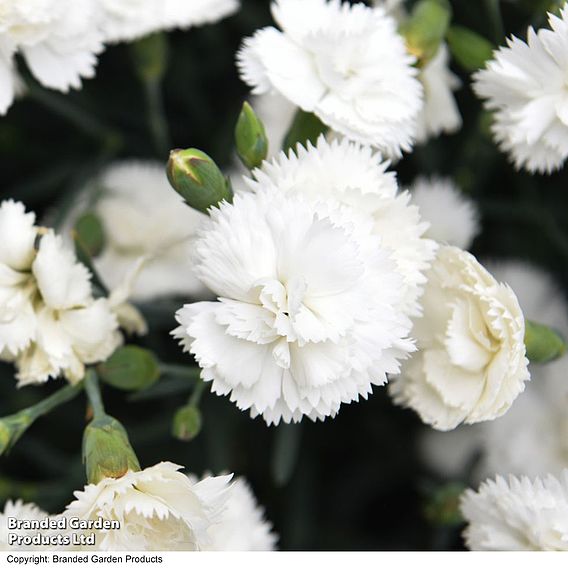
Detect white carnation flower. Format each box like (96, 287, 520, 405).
(0, 0, 103, 115)
(91, 161, 208, 302)
(204, 476, 278, 551)
(421, 262, 568, 480)
(390, 246, 530, 431)
(0, 200, 121, 385)
(473, 7, 568, 173)
(247, 137, 437, 317)
(98, 0, 239, 43)
(410, 176, 479, 250)
(62, 462, 232, 551)
(173, 187, 414, 425)
(416, 44, 462, 143)
(0, 500, 47, 551)
(461, 471, 568, 551)
(237, 0, 423, 158)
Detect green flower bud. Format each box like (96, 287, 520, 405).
(171, 405, 202, 442)
(73, 212, 106, 258)
(447, 26, 494, 72)
(424, 483, 466, 526)
(235, 102, 269, 170)
(83, 415, 140, 485)
(400, 0, 452, 64)
(167, 148, 233, 214)
(98, 346, 160, 392)
(525, 320, 567, 364)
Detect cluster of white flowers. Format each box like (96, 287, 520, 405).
(474, 6, 568, 173)
(461, 471, 568, 551)
(173, 137, 439, 425)
(0, 0, 239, 115)
(0, 200, 121, 386)
(238, 0, 423, 158)
(89, 161, 208, 302)
(390, 246, 530, 431)
(422, 262, 568, 480)
(0, 464, 276, 552)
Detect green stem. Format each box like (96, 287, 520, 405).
(73, 234, 110, 296)
(144, 78, 171, 157)
(483, 0, 504, 43)
(189, 379, 206, 407)
(83, 370, 106, 420)
(25, 382, 84, 422)
(159, 363, 202, 381)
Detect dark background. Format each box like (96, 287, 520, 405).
(1, 0, 566, 550)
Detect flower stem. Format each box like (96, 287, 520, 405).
(83, 369, 106, 420)
(72, 233, 110, 296)
(159, 363, 202, 381)
(144, 78, 171, 157)
(484, 0, 504, 43)
(188, 379, 206, 407)
(25, 382, 84, 422)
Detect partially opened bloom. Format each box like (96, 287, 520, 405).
(247, 137, 437, 317)
(238, 0, 423, 157)
(0, 500, 47, 550)
(390, 246, 530, 431)
(98, 0, 239, 43)
(0, 200, 121, 385)
(62, 462, 232, 551)
(174, 187, 414, 425)
(410, 177, 479, 249)
(474, 7, 568, 173)
(0, 0, 103, 115)
(461, 471, 568, 550)
(91, 161, 208, 302)
(206, 477, 278, 551)
(416, 44, 462, 143)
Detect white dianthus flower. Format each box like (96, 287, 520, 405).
(461, 471, 568, 551)
(62, 462, 232, 551)
(421, 262, 568, 480)
(237, 0, 423, 158)
(416, 44, 462, 143)
(247, 137, 437, 317)
(204, 476, 278, 551)
(390, 246, 530, 431)
(98, 0, 239, 44)
(90, 161, 208, 302)
(173, 187, 414, 425)
(0, 500, 48, 550)
(0, 0, 103, 115)
(0, 200, 121, 386)
(474, 7, 568, 173)
(410, 176, 479, 249)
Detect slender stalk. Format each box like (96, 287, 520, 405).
(83, 369, 106, 420)
(484, 0, 505, 43)
(26, 382, 84, 422)
(144, 78, 171, 157)
(159, 363, 202, 381)
(189, 379, 206, 407)
(73, 233, 110, 296)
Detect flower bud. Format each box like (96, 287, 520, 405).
(447, 26, 494, 72)
(401, 0, 452, 64)
(424, 483, 466, 526)
(171, 405, 202, 442)
(525, 320, 567, 364)
(235, 102, 269, 170)
(98, 345, 160, 391)
(167, 148, 233, 214)
(73, 212, 106, 258)
(83, 415, 141, 485)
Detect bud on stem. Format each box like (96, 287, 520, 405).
(171, 380, 205, 442)
(235, 102, 269, 170)
(525, 320, 567, 364)
(167, 149, 233, 214)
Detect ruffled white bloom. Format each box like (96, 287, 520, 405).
(91, 161, 208, 302)
(0, 500, 47, 550)
(98, 0, 239, 44)
(62, 462, 232, 551)
(247, 137, 437, 317)
(416, 44, 462, 143)
(0, 0, 103, 115)
(410, 177, 479, 250)
(0, 200, 121, 385)
(474, 7, 568, 173)
(421, 262, 568, 480)
(390, 246, 530, 431)
(461, 471, 568, 551)
(205, 477, 278, 551)
(173, 187, 414, 425)
(238, 0, 423, 158)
